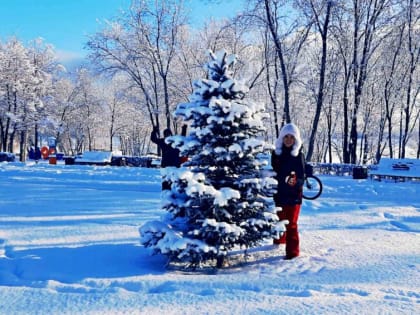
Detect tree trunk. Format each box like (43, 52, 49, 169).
(342, 80, 350, 163)
(34, 124, 39, 153)
(306, 1, 332, 162)
(349, 0, 386, 164)
(401, 0, 419, 158)
(417, 121, 420, 158)
(264, 0, 290, 124)
(264, 34, 281, 138)
(375, 115, 386, 163)
(19, 130, 27, 162)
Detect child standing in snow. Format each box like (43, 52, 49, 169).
(271, 123, 306, 260)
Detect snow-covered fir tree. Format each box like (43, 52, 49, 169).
(140, 50, 285, 268)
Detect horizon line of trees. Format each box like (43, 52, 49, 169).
(0, 0, 418, 164)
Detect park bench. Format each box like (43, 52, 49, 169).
(73, 151, 113, 166)
(369, 158, 420, 182)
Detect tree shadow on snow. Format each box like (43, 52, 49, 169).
(0, 243, 167, 287)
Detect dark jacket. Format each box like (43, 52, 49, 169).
(271, 146, 306, 205)
(151, 131, 181, 168)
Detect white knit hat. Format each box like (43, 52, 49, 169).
(275, 123, 303, 157)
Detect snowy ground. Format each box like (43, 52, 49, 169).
(0, 161, 419, 314)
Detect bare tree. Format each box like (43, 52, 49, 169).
(263, 31, 281, 139)
(87, 0, 187, 133)
(25, 38, 58, 159)
(383, 24, 406, 159)
(351, 0, 396, 164)
(48, 77, 80, 155)
(260, 0, 312, 132)
(0, 38, 56, 160)
(400, 0, 420, 158)
(330, 0, 393, 164)
(297, 0, 333, 161)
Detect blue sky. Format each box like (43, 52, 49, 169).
(0, 0, 244, 65)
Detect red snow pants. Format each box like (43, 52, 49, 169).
(276, 204, 301, 258)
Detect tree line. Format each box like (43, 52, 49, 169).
(0, 0, 418, 163)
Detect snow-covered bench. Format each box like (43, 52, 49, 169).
(369, 158, 420, 181)
(73, 151, 113, 166)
